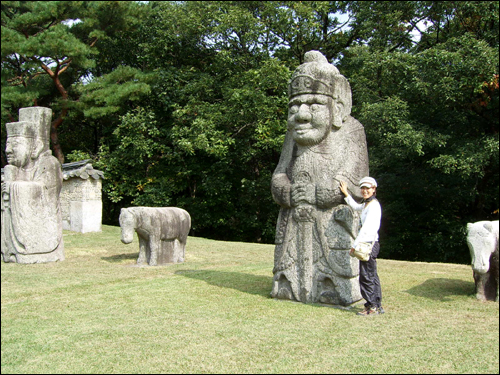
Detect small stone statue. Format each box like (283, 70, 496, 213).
(119, 207, 191, 266)
(271, 51, 369, 305)
(1, 107, 65, 263)
(466, 220, 499, 302)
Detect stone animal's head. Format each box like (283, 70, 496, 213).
(119, 208, 136, 244)
(466, 221, 498, 274)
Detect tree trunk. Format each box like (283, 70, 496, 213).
(51, 116, 65, 164)
(40, 62, 69, 164)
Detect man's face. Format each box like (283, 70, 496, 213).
(5, 136, 32, 167)
(287, 94, 332, 146)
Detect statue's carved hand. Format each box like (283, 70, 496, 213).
(316, 185, 343, 208)
(1, 182, 10, 195)
(271, 173, 292, 207)
(291, 183, 315, 206)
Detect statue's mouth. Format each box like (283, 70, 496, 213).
(294, 126, 312, 135)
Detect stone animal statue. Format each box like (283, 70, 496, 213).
(119, 207, 191, 266)
(466, 220, 499, 302)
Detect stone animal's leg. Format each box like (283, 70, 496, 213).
(149, 237, 158, 266)
(180, 241, 186, 263)
(493, 255, 499, 302)
(496, 277, 499, 302)
(176, 239, 186, 263)
(175, 222, 189, 263)
(474, 271, 488, 301)
(137, 237, 148, 265)
(494, 271, 499, 302)
(171, 239, 178, 263)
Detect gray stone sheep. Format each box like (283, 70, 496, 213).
(466, 220, 499, 302)
(119, 207, 191, 266)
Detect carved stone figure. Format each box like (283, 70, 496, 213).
(271, 51, 369, 305)
(119, 207, 191, 266)
(466, 220, 499, 302)
(1, 107, 64, 263)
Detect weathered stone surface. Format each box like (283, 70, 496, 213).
(119, 207, 191, 266)
(61, 160, 104, 233)
(1, 107, 64, 263)
(271, 51, 368, 306)
(466, 220, 499, 302)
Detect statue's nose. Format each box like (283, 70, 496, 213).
(295, 105, 312, 123)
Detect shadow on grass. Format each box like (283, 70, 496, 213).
(101, 253, 138, 263)
(175, 269, 272, 298)
(405, 278, 475, 301)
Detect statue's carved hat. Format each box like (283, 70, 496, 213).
(288, 51, 352, 119)
(6, 107, 52, 141)
(6, 121, 37, 139)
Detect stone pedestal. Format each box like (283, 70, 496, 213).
(61, 160, 104, 233)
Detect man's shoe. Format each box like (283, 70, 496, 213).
(356, 305, 371, 315)
(378, 306, 385, 314)
(357, 307, 378, 316)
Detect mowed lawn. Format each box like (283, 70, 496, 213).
(1, 225, 498, 374)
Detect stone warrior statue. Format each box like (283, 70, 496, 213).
(270, 51, 369, 305)
(1, 107, 64, 263)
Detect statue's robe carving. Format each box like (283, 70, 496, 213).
(2, 151, 64, 263)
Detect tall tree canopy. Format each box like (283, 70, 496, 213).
(1, 0, 152, 163)
(341, 0, 499, 261)
(2, 1, 498, 263)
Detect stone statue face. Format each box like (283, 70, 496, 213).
(287, 94, 332, 146)
(5, 136, 32, 168)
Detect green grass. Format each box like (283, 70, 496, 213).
(1, 225, 498, 374)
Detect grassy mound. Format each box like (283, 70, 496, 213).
(1, 225, 498, 373)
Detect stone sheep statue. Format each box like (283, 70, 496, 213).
(466, 220, 499, 302)
(119, 207, 191, 266)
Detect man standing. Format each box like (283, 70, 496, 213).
(1, 107, 64, 263)
(271, 51, 368, 305)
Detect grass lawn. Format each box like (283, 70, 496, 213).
(1, 225, 498, 374)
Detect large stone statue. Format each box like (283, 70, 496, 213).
(270, 51, 369, 306)
(1, 107, 65, 263)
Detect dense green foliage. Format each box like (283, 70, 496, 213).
(2, 1, 498, 263)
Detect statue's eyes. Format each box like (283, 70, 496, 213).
(289, 105, 299, 114)
(8, 140, 21, 148)
(310, 103, 322, 111)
